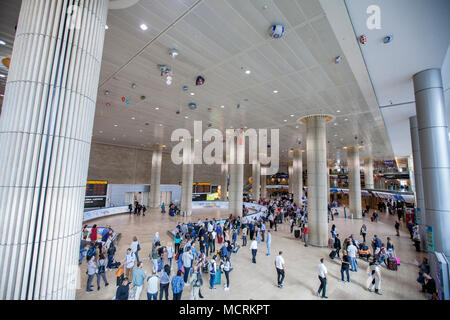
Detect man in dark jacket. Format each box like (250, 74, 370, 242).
(334, 234, 342, 258)
(115, 278, 130, 300)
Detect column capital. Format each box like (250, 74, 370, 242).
(298, 114, 334, 124)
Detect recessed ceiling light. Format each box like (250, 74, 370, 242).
(105, 25, 109, 30)
(139, 129, 143, 132)
(185, 116, 189, 119)
(155, 107, 159, 110)
(334, 123, 337, 126)
(336, 110, 341, 113)
(159, 124, 163, 126)
(344, 118, 348, 121)
(334, 134, 338, 137)
(131, 117, 135, 120)
(290, 114, 294, 117)
(190, 92, 195, 96)
(283, 119, 287, 122)
(220, 105, 225, 108)
(245, 70, 251, 74)
(295, 126, 299, 129)
(0, 40, 6, 46)
(99, 130, 103, 134)
(114, 124, 118, 127)
(273, 90, 278, 94)
(140, 24, 148, 31)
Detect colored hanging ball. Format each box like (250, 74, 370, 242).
(140, 96, 146, 100)
(121, 96, 126, 102)
(126, 99, 130, 104)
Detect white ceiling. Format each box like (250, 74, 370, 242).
(344, 0, 450, 157)
(0, 0, 403, 166)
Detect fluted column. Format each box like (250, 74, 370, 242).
(252, 161, 260, 202)
(220, 163, 228, 201)
(364, 158, 374, 189)
(288, 162, 293, 194)
(407, 155, 416, 193)
(292, 150, 303, 207)
(413, 68, 450, 257)
(149, 145, 164, 208)
(0, 0, 108, 300)
(181, 147, 194, 217)
(347, 146, 362, 219)
(300, 115, 331, 247)
(410, 116, 427, 251)
(261, 166, 267, 199)
(228, 130, 244, 217)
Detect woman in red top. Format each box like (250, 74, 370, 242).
(90, 224, 98, 242)
(303, 224, 309, 247)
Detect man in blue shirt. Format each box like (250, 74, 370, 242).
(171, 270, 185, 300)
(132, 262, 146, 300)
(182, 247, 194, 284)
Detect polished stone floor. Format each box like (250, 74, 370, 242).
(76, 206, 427, 300)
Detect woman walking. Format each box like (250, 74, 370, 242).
(221, 256, 232, 291)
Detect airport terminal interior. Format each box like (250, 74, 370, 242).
(0, 0, 450, 301)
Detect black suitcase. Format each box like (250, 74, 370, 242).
(294, 229, 300, 239)
(329, 250, 337, 259)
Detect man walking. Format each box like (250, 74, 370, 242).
(334, 234, 342, 258)
(250, 239, 258, 263)
(182, 247, 194, 284)
(132, 262, 146, 300)
(124, 248, 136, 282)
(242, 225, 248, 246)
(317, 258, 328, 299)
(347, 241, 358, 272)
(146, 269, 159, 300)
(303, 224, 309, 247)
(275, 251, 286, 288)
(266, 230, 272, 256)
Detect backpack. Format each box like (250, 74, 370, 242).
(86, 247, 95, 259)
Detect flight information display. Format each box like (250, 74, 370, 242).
(85, 181, 108, 196)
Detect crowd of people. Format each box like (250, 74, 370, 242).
(79, 193, 434, 300)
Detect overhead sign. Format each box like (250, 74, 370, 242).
(427, 225, 435, 253)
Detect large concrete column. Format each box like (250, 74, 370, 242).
(181, 147, 194, 217)
(228, 130, 244, 217)
(149, 145, 164, 208)
(261, 166, 267, 199)
(0, 0, 108, 300)
(347, 147, 362, 219)
(300, 115, 331, 247)
(252, 161, 260, 202)
(410, 116, 427, 251)
(288, 162, 293, 194)
(220, 163, 228, 201)
(327, 166, 331, 203)
(364, 158, 374, 189)
(292, 150, 303, 207)
(407, 155, 416, 193)
(413, 68, 450, 257)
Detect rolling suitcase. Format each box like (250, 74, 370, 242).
(329, 250, 337, 260)
(294, 229, 300, 239)
(387, 258, 398, 271)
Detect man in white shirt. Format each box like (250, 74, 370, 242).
(146, 269, 159, 300)
(317, 258, 328, 299)
(275, 251, 286, 288)
(250, 239, 258, 263)
(182, 247, 194, 284)
(347, 242, 358, 272)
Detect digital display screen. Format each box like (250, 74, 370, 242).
(86, 181, 107, 196)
